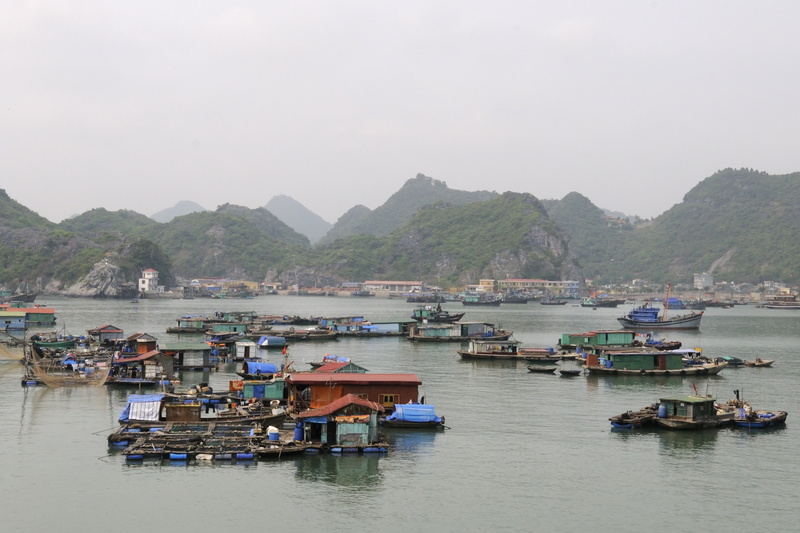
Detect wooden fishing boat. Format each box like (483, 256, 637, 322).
(732, 409, 787, 428)
(559, 369, 583, 376)
(609, 404, 659, 429)
(743, 358, 774, 367)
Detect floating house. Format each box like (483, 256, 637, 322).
(108, 350, 175, 385)
(0, 310, 26, 331)
(287, 373, 422, 411)
(87, 324, 124, 344)
(207, 322, 248, 335)
(166, 316, 207, 334)
(125, 333, 158, 354)
(0, 303, 57, 327)
(559, 330, 636, 350)
(407, 322, 512, 342)
(160, 341, 214, 370)
(295, 394, 385, 452)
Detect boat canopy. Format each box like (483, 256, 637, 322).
(386, 403, 442, 423)
(119, 394, 165, 422)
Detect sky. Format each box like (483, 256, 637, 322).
(2, 2, 799, 224)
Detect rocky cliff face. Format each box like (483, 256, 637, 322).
(61, 259, 138, 298)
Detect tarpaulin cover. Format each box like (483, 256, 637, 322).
(385, 403, 441, 423)
(119, 394, 165, 422)
(243, 361, 278, 374)
(323, 354, 350, 363)
(258, 336, 287, 346)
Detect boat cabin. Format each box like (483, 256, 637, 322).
(464, 339, 521, 354)
(587, 350, 685, 371)
(560, 330, 636, 349)
(658, 395, 717, 421)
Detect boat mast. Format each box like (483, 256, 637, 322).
(664, 283, 671, 321)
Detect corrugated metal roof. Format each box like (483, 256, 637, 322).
(296, 394, 384, 418)
(114, 349, 162, 363)
(288, 373, 422, 385)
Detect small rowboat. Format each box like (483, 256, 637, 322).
(527, 365, 557, 373)
(559, 369, 582, 376)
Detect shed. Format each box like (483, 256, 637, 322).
(296, 393, 384, 446)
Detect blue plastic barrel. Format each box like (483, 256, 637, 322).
(169, 453, 188, 461)
(658, 404, 667, 418)
(268, 432, 280, 441)
(294, 423, 304, 441)
(605, 359, 613, 368)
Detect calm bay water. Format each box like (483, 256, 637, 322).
(1, 296, 799, 532)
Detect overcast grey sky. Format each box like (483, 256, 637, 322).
(2, 2, 798, 224)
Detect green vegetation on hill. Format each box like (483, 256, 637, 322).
(0, 189, 54, 230)
(319, 174, 499, 244)
(147, 207, 312, 280)
(59, 208, 159, 235)
(314, 192, 579, 285)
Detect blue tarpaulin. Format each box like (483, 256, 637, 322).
(385, 403, 442, 423)
(243, 361, 278, 374)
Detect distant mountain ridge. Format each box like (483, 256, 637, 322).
(265, 195, 332, 244)
(3, 168, 800, 295)
(150, 201, 208, 223)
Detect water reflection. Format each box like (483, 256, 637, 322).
(383, 428, 440, 455)
(295, 454, 383, 488)
(657, 429, 720, 456)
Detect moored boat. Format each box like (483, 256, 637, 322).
(585, 349, 727, 376)
(654, 394, 735, 430)
(411, 304, 465, 323)
(617, 304, 703, 330)
(732, 409, 787, 428)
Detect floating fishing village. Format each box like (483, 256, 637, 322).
(0, 275, 790, 467)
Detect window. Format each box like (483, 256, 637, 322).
(378, 393, 399, 407)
